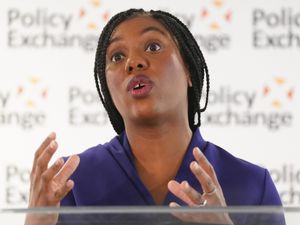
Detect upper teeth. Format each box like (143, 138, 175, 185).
(134, 83, 144, 89)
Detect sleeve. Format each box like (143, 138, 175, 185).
(260, 169, 282, 206)
(60, 189, 76, 206)
(57, 190, 77, 225)
(253, 169, 286, 225)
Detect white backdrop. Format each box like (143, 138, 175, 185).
(0, 0, 299, 209)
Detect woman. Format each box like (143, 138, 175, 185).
(25, 9, 284, 225)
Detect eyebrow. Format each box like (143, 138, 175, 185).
(108, 25, 168, 46)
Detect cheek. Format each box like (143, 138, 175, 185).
(106, 73, 114, 90)
(106, 68, 121, 89)
(105, 69, 129, 115)
(105, 71, 121, 102)
(160, 53, 189, 87)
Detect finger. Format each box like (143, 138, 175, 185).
(169, 202, 180, 207)
(54, 155, 80, 184)
(53, 180, 74, 203)
(34, 140, 58, 177)
(168, 180, 195, 205)
(169, 201, 190, 222)
(41, 158, 64, 184)
(30, 133, 56, 195)
(180, 181, 203, 206)
(190, 161, 216, 194)
(32, 132, 56, 171)
(193, 147, 220, 186)
(31, 140, 59, 195)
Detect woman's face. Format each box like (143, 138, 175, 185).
(105, 16, 191, 127)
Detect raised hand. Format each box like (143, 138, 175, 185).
(25, 132, 80, 225)
(168, 147, 233, 225)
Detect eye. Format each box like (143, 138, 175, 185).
(145, 42, 161, 52)
(111, 52, 125, 62)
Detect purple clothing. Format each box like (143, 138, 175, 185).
(61, 129, 284, 224)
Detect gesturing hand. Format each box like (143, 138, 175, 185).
(168, 147, 233, 225)
(25, 132, 80, 225)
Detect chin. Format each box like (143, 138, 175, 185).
(128, 108, 166, 127)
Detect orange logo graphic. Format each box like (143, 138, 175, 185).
(16, 77, 48, 108)
(79, 0, 110, 31)
(200, 0, 232, 31)
(262, 77, 294, 109)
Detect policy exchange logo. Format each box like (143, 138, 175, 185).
(196, 0, 232, 53)
(0, 76, 48, 129)
(253, 7, 300, 48)
(203, 76, 295, 130)
(6, 0, 110, 51)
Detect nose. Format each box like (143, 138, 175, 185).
(125, 53, 148, 74)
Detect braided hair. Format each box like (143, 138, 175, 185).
(94, 8, 210, 134)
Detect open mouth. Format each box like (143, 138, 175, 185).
(127, 75, 154, 98)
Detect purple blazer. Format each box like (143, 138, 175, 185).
(61, 129, 285, 224)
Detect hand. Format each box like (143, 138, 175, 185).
(168, 147, 233, 225)
(25, 132, 80, 225)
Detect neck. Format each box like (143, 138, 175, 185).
(125, 120, 193, 204)
(125, 121, 193, 165)
(124, 118, 193, 205)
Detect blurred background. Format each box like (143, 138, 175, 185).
(0, 0, 299, 209)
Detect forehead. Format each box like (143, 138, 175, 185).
(110, 15, 172, 40)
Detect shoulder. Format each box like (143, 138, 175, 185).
(61, 134, 124, 185)
(69, 134, 123, 174)
(205, 141, 281, 205)
(194, 129, 265, 176)
(61, 134, 131, 206)
(205, 141, 265, 178)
